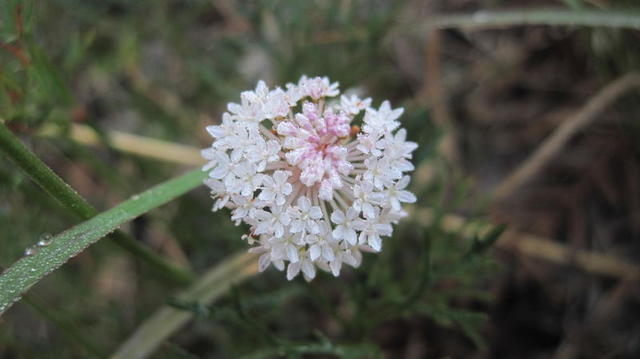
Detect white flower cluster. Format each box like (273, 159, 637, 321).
(202, 76, 417, 281)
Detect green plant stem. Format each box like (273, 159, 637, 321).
(0, 167, 207, 315)
(240, 342, 381, 359)
(419, 8, 640, 31)
(0, 122, 194, 285)
(399, 230, 431, 309)
(22, 294, 107, 359)
(111, 252, 259, 359)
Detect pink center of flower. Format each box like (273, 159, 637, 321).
(276, 102, 355, 197)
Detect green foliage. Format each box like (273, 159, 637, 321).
(3, 0, 637, 357)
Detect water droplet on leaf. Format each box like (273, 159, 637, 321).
(24, 246, 38, 256)
(37, 233, 53, 247)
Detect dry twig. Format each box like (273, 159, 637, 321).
(39, 124, 204, 166)
(411, 207, 640, 280)
(420, 30, 460, 165)
(494, 73, 640, 200)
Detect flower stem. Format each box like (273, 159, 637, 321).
(0, 121, 195, 285)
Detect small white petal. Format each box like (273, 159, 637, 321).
(309, 244, 321, 261)
(210, 165, 228, 179)
(369, 235, 382, 252)
(322, 245, 335, 262)
(287, 262, 301, 280)
(273, 260, 285, 271)
(258, 253, 271, 272)
(331, 209, 345, 224)
(297, 196, 311, 211)
(301, 261, 316, 280)
(397, 190, 416, 203)
(332, 226, 344, 240)
(330, 259, 342, 277)
(344, 229, 357, 246)
(362, 203, 376, 219)
(286, 244, 299, 263)
(309, 206, 323, 219)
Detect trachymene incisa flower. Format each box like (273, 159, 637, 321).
(202, 76, 417, 280)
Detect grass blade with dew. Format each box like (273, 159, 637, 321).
(0, 121, 195, 285)
(0, 168, 207, 316)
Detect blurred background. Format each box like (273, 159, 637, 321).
(1, 0, 640, 358)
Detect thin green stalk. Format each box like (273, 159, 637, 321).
(0, 167, 207, 315)
(418, 8, 640, 31)
(400, 228, 431, 309)
(0, 122, 194, 285)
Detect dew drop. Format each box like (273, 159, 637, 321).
(24, 246, 38, 256)
(37, 233, 53, 247)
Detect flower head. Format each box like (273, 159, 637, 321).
(202, 76, 417, 281)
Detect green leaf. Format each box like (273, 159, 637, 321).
(468, 224, 507, 256)
(0, 168, 207, 315)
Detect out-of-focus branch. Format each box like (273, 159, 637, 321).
(494, 73, 640, 200)
(39, 124, 204, 166)
(410, 207, 640, 280)
(419, 9, 640, 32)
(420, 29, 460, 165)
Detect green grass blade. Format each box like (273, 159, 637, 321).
(0, 121, 194, 285)
(418, 8, 640, 31)
(0, 168, 207, 316)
